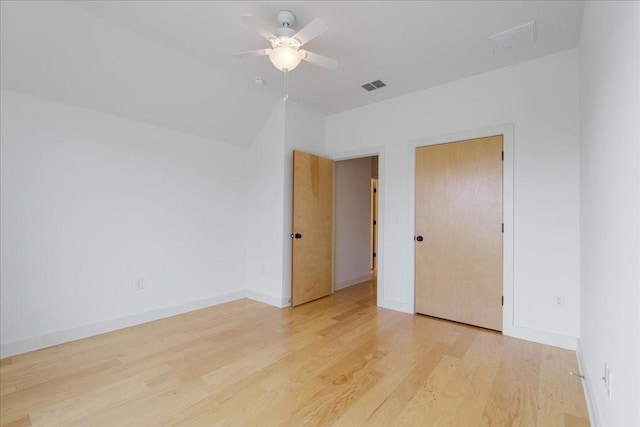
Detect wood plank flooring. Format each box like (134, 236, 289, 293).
(0, 282, 589, 426)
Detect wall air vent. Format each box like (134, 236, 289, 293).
(489, 21, 536, 54)
(362, 80, 386, 92)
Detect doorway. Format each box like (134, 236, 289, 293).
(334, 155, 379, 292)
(414, 135, 503, 331)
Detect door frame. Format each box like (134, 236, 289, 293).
(330, 147, 385, 307)
(371, 177, 378, 271)
(407, 124, 514, 335)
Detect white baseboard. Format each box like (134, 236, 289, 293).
(502, 324, 578, 350)
(576, 340, 601, 427)
(335, 274, 373, 290)
(376, 300, 578, 351)
(245, 289, 290, 308)
(0, 289, 581, 361)
(0, 291, 245, 358)
(378, 298, 413, 314)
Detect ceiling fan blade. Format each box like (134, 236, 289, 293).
(240, 14, 277, 42)
(232, 49, 272, 59)
(300, 50, 337, 70)
(293, 18, 328, 46)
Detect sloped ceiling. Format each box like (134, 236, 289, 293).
(0, 1, 584, 147)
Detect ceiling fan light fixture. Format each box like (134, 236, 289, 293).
(269, 45, 302, 71)
(235, 11, 337, 72)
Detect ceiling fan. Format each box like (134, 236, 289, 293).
(233, 10, 338, 72)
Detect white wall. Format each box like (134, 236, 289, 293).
(335, 157, 373, 289)
(245, 102, 287, 306)
(579, 2, 640, 426)
(326, 49, 581, 347)
(244, 99, 326, 306)
(0, 90, 248, 357)
(0, 93, 327, 356)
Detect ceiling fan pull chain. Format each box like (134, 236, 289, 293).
(283, 68, 289, 101)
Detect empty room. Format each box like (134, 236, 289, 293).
(1, 1, 638, 426)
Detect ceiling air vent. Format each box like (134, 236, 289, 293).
(362, 80, 386, 92)
(489, 21, 536, 54)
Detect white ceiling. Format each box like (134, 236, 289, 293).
(0, 1, 584, 146)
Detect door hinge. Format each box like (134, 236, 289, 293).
(373, 188, 377, 193)
(373, 220, 377, 225)
(502, 296, 504, 306)
(501, 223, 504, 233)
(372, 252, 376, 258)
(501, 151, 504, 161)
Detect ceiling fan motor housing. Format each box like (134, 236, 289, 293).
(275, 27, 296, 40)
(274, 10, 296, 41)
(277, 10, 296, 27)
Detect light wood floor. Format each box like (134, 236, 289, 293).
(0, 282, 589, 426)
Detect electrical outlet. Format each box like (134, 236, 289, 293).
(554, 294, 565, 307)
(135, 279, 144, 291)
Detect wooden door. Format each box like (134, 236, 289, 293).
(291, 150, 334, 306)
(415, 135, 503, 331)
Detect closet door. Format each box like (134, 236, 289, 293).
(415, 135, 503, 331)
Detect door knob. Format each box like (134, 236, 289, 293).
(415, 235, 423, 242)
(290, 233, 302, 239)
